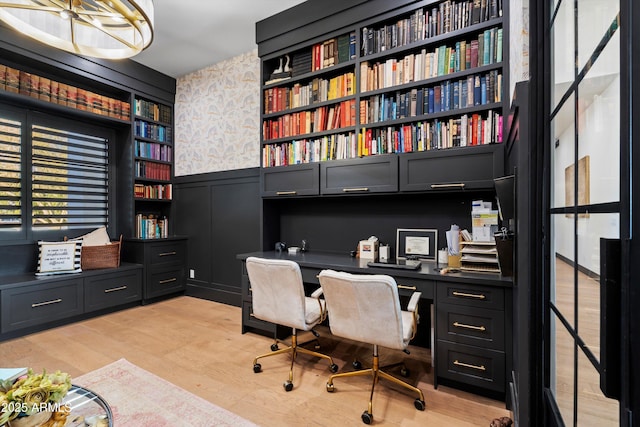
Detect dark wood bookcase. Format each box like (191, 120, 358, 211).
(0, 21, 177, 273)
(132, 95, 174, 239)
(255, 0, 512, 401)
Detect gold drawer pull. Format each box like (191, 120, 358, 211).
(32, 298, 62, 308)
(453, 321, 486, 331)
(159, 278, 177, 284)
(454, 360, 486, 371)
(398, 285, 417, 290)
(342, 187, 369, 192)
(431, 183, 465, 189)
(104, 285, 128, 293)
(276, 191, 297, 195)
(452, 291, 486, 299)
(158, 251, 177, 257)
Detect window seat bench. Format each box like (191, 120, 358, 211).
(0, 262, 143, 341)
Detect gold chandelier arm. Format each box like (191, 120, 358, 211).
(73, 13, 139, 51)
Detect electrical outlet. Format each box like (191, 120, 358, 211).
(189, 269, 195, 279)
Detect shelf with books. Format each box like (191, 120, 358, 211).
(360, 1, 502, 58)
(132, 95, 174, 240)
(259, 0, 507, 189)
(0, 63, 131, 121)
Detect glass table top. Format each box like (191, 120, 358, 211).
(62, 385, 112, 427)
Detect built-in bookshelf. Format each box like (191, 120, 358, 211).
(133, 96, 174, 239)
(259, 0, 506, 169)
(0, 63, 130, 120)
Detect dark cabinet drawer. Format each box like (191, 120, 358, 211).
(437, 281, 504, 310)
(437, 303, 504, 350)
(394, 276, 435, 300)
(261, 163, 320, 197)
(399, 145, 504, 192)
(149, 241, 186, 266)
(436, 341, 505, 392)
(320, 155, 398, 195)
(146, 266, 184, 299)
(1, 280, 83, 333)
(85, 269, 142, 311)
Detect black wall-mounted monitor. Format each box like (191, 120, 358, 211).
(494, 175, 515, 232)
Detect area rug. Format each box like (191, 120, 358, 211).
(73, 359, 258, 427)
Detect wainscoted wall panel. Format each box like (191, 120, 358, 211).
(174, 49, 261, 176)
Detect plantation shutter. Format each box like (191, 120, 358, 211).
(31, 123, 109, 230)
(0, 115, 23, 230)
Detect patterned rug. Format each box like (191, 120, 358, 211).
(73, 359, 258, 427)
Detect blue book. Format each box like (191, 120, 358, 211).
(483, 30, 491, 65)
(474, 75, 481, 106)
(453, 81, 460, 110)
(416, 88, 424, 115)
(349, 31, 357, 59)
(481, 76, 487, 104)
(444, 81, 450, 111)
(428, 87, 434, 114)
(461, 80, 468, 108)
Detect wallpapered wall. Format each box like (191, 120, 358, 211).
(174, 49, 261, 176)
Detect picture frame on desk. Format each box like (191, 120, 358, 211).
(396, 228, 437, 261)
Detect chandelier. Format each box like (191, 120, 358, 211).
(0, 0, 154, 59)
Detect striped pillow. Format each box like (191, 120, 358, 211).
(35, 240, 83, 276)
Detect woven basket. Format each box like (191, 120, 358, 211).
(81, 235, 122, 270)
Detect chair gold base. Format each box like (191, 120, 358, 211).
(326, 345, 425, 423)
(253, 328, 338, 391)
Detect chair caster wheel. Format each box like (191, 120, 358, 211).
(353, 360, 362, 370)
(329, 363, 338, 373)
(253, 363, 261, 373)
(271, 343, 279, 351)
(326, 382, 335, 392)
(400, 366, 410, 377)
(361, 411, 373, 424)
(284, 381, 293, 392)
(414, 398, 426, 411)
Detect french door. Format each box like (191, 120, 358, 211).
(544, 0, 632, 425)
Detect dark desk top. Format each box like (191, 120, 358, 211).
(237, 251, 512, 288)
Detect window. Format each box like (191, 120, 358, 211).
(0, 108, 114, 242)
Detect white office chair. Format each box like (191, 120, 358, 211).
(246, 257, 338, 391)
(318, 269, 425, 424)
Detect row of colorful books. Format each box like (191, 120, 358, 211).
(134, 140, 173, 162)
(134, 120, 172, 143)
(360, 70, 502, 124)
(361, 0, 501, 56)
(264, 72, 355, 115)
(135, 160, 171, 181)
(360, 27, 502, 92)
(135, 98, 172, 124)
(262, 110, 502, 167)
(134, 183, 172, 200)
(262, 99, 357, 140)
(0, 64, 130, 120)
(135, 214, 169, 239)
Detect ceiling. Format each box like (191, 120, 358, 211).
(131, 0, 307, 78)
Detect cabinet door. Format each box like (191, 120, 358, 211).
(149, 240, 187, 266)
(320, 154, 398, 195)
(261, 163, 320, 197)
(146, 265, 184, 299)
(85, 269, 142, 311)
(399, 145, 504, 192)
(1, 280, 83, 333)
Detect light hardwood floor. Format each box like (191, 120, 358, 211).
(0, 296, 510, 426)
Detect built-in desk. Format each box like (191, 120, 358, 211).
(237, 251, 512, 401)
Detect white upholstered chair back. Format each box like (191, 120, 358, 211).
(245, 257, 312, 331)
(318, 269, 408, 351)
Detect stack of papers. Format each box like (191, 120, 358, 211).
(0, 367, 27, 383)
